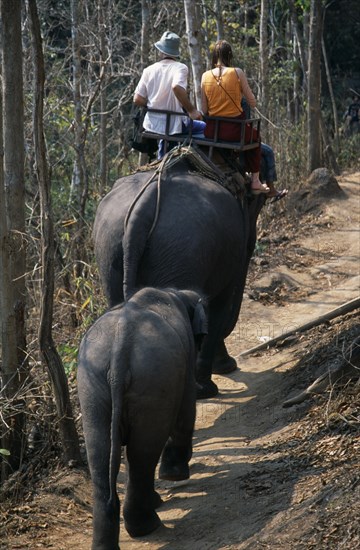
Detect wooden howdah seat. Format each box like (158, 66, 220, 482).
(138, 108, 261, 160)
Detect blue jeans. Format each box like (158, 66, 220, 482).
(158, 120, 206, 159)
(260, 143, 277, 183)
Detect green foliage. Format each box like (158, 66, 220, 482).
(254, 241, 269, 256)
(73, 274, 103, 323)
(269, 61, 298, 97)
(295, 0, 310, 12)
(337, 134, 360, 172)
(282, 125, 308, 185)
(58, 342, 78, 376)
(0, 448, 11, 456)
(43, 71, 77, 195)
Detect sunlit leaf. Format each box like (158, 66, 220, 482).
(80, 297, 91, 310)
(0, 448, 11, 456)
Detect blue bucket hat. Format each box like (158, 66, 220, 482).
(155, 31, 180, 58)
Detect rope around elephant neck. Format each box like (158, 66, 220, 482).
(124, 144, 233, 242)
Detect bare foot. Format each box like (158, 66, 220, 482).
(251, 179, 270, 194)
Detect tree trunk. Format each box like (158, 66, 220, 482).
(307, 0, 323, 173)
(213, 0, 224, 40)
(319, 112, 340, 175)
(243, 2, 250, 48)
(99, 0, 108, 195)
(69, 0, 85, 209)
(184, 0, 203, 108)
(292, 37, 300, 123)
(0, 0, 27, 479)
(138, 0, 151, 166)
(201, 0, 211, 69)
(259, 0, 269, 122)
(27, 0, 82, 466)
(140, 0, 150, 71)
(289, 0, 308, 90)
(321, 34, 340, 152)
(303, 7, 310, 72)
(69, 0, 90, 279)
(289, 0, 310, 121)
(0, 88, 20, 482)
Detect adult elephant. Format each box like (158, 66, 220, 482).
(93, 147, 265, 398)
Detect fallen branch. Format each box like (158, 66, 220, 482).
(283, 336, 360, 408)
(239, 296, 360, 358)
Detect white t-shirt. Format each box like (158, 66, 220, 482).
(135, 59, 188, 134)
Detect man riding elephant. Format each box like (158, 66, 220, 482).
(133, 30, 205, 158)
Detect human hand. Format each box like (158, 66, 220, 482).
(188, 109, 203, 121)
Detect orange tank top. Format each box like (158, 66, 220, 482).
(202, 68, 243, 117)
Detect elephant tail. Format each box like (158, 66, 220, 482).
(108, 321, 129, 507)
(123, 170, 163, 301)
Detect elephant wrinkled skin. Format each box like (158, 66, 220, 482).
(93, 152, 265, 398)
(77, 287, 207, 550)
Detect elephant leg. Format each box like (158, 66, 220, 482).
(92, 475, 120, 550)
(212, 339, 237, 375)
(123, 444, 163, 538)
(196, 285, 238, 398)
(196, 337, 222, 399)
(212, 271, 251, 375)
(81, 403, 120, 550)
(159, 371, 196, 481)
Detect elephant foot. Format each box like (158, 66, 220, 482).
(196, 380, 219, 399)
(159, 445, 191, 481)
(212, 354, 238, 375)
(124, 508, 162, 538)
(159, 460, 190, 481)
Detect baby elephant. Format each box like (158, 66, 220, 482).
(77, 287, 207, 550)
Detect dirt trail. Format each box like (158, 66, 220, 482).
(232, 172, 359, 354)
(1, 172, 359, 550)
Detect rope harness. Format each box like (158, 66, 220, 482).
(124, 145, 247, 240)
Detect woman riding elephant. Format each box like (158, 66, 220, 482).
(201, 39, 269, 195)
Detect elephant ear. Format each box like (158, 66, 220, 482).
(174, 290, 208, 347)
(192, 300, 208, 339)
